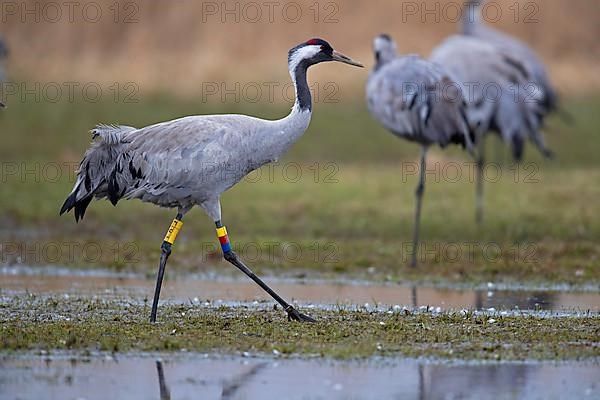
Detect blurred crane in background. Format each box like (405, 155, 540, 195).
(366, 34, 474, 268)
(429, 0, 559, 223)
(431, 35, 553, 224)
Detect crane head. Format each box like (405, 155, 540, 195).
(373, 34, 398, 67)
(288, 38, 363, 73)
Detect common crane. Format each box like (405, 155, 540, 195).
(432, 27, 555, 222)
(60, 38, 363, 322)
(366, 34, 474, 268)
(456, 0, 559, 223)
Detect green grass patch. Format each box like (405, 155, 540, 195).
(1, 296, 599, 360)
(1, 94, 599, 287)
(1, 164, 598, 287)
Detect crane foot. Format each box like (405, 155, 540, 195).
(285, 305, 316, 322)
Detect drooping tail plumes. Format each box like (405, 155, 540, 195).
(491, 87, 554, 162)
(60, 125, 135, 221)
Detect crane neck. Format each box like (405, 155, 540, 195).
(289, 60, 312, 112)
(258, 62, 312, 165)
(374, 48, 397, 71)
(462, 1, 482, 34)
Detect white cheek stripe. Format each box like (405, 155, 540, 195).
(288, 45, 321, 73)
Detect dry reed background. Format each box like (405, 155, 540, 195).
(1, 0, 599, 99)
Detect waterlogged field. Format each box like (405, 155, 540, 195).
(1, 295, 599, 360)
(0, 96, 599, 287)
(0, 92, 599, 390)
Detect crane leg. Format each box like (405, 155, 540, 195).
(410, 146, 428, 268)
(215, 221, 316, 322)
(476, 134, 486, 225)
(150, 212, 184, 323)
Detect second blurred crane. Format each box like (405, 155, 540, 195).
(431, 0, 558, 223)
(366, 34, 474, 267)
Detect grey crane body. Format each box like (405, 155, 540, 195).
(367, 50, 473, 150)
(366, 34, 474, 267)
(61, 38, 363, 322)
(464, 18, 558, 114)
(64, 109, 311, 221)
(430, 34, 552, 161)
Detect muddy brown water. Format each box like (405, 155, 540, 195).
(2, 273, 600, 312)
(1, 356, 599, 400)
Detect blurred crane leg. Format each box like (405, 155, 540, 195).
(476, 133, 486, 225)
(411, 146, 428, 268)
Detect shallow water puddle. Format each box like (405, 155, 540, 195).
(1, 356, 598, 400)
(2, 273, 600, 312)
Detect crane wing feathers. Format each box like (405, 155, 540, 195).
(62, 114, 268, 219)
(110, 115, 262, 205)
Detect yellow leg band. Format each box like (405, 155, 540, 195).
(216, 226, 227, 238)
(164, 219, 183, 245)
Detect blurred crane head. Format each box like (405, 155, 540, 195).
(373, 34, 398, 68)
(288, 38, 363, 73)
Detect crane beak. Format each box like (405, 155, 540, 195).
(331, 50, 364, 67)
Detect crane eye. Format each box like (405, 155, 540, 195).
(320, 44, 333, 55)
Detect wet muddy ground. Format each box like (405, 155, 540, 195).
(1, 269, 599, 399)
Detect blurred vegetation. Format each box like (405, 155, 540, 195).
(2, 92, 599, 164)
(0, 94, 598, 287)
(2, 0, 599, 95)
